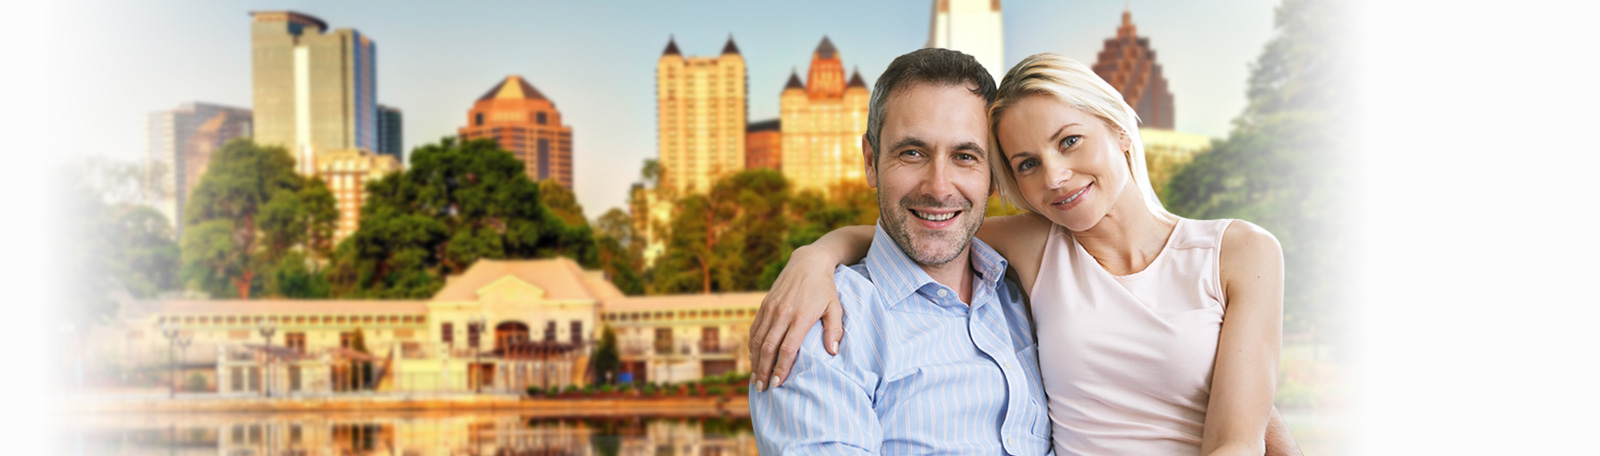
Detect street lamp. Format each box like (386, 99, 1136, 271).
(258, 319, 277, 398)
(161, 323, 180, 399)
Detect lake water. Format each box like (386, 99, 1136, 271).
(63, 411, 757, 455)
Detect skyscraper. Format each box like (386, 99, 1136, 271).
(459, 75, 576, 189)
(780, 37, 870, 194)
(249, 11, 378, 175)
(146, 102, 253, 237)
(377, 104, 404, 162)
(927, 0, 1005, 85)
(1092, 9, 1175, 130)
(656, 36, 747, 195)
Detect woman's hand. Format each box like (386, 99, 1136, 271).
(747, 245, 845, 391)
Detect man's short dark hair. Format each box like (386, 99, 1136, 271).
(864, 48, 998, 165)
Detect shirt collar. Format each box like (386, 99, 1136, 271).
(862, 221, 1009, 308)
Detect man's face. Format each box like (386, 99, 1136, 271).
(863, 83, 992, 266)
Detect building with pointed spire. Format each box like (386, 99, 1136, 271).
(927, 0, 1005, 85)
(1093, 9, 1175, 130)
(654, 35, 747, 195)
(780, 37, 870, 194)
(459, 75, 576, 189)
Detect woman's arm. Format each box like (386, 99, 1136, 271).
(1202, 220, 1286, 456)
(748, 225, 874, 391)
(974, 213, 1053, 293)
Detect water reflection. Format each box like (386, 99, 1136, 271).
(68, 412, 756, 455)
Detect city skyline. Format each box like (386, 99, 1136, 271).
(75, 0, 1277, 222)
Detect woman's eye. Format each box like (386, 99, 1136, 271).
(1059, 135, 1081, 150)
(1016, 158, 1038, 172)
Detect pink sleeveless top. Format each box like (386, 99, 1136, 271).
(1030, 218, 1233, 455)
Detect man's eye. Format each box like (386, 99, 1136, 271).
(901, 150, 924, 159)
(955, 153, 977, 162)
(1059, 135, 1081, 150)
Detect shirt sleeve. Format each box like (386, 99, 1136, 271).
(749, 323, 882, 455)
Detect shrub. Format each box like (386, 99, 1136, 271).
(706, 386, 726, 396)
(526, 386, 543, 397)
(735, 386, 749, 395)
(599, 384, 616, 394)
(184, 373, 207, 392)
(563, 385, 580, 395)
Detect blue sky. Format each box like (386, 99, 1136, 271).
(69, 0, 1278, 220)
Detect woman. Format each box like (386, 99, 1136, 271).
(748, 53, 1284, 455)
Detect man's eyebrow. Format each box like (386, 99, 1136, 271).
(952, 141, 986, 154)
(888, 136, 928, 151)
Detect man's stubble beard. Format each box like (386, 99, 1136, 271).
(878, 186, 985, 267)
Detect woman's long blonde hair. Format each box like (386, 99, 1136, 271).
(987, 53, 1167, 216)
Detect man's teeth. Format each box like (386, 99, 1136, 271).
(913, 210, 956, 222)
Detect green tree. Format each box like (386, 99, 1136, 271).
(590, 327, 622, 384)
(595, 207, 646, 295)
(758, 181, 879, 288)
(330, 137, 597, 298)
(58, 169, 181, 327)
(539, 179, 588, 228)
(653, 169, 789, 293)
(180, 139, 336, 299)
(1163, 0, 1347, 335)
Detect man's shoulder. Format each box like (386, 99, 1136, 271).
(831, 262, 878, 312)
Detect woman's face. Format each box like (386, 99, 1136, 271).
(995, 94, 1135, 232)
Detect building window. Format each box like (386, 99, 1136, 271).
(537, 139, 551, 180)
(654, 328, 673, 355)
(285, 332, 306, 355)
(475, 112, 484, 126)
(571, 320, 583, 344)
(536, 112, 548, 125)
(544, 320, 556, 343)
(442, 322, 454, 346)
(468, 322, 481, 349)
(701, 327, 720, 353)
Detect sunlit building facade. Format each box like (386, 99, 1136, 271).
(1093, 9, 1176, 130)
(781, 37, 870, 194)
(106, 258, 762, 397)
(249, 10, 378, 175)
(656, 36, 747, 195)
(317, 148, 401, 241)
(146, 102, 253, 237)
(927, 0, 1006, 85)
(459, 75, 576, 189)
(745, 119, 781, 171)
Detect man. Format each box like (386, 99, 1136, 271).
(749, 47, 1051, 455)
(749, 48, 1302, 455)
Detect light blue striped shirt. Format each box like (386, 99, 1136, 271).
(752, 224, 1054, 455)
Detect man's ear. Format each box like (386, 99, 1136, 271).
(861, 135, 878, 189)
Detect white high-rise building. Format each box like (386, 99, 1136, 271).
(926, 0, 1005, 85)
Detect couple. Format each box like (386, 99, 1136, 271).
(747, 48, 1298, 455)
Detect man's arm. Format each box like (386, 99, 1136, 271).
(749, 323, 883, 455)
(1264, 406, 1303, 456)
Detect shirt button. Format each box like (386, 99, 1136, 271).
(1004, 361, 1012, 369)
(937, 289, 948, 297)
(1006, 437, 1014, 447)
